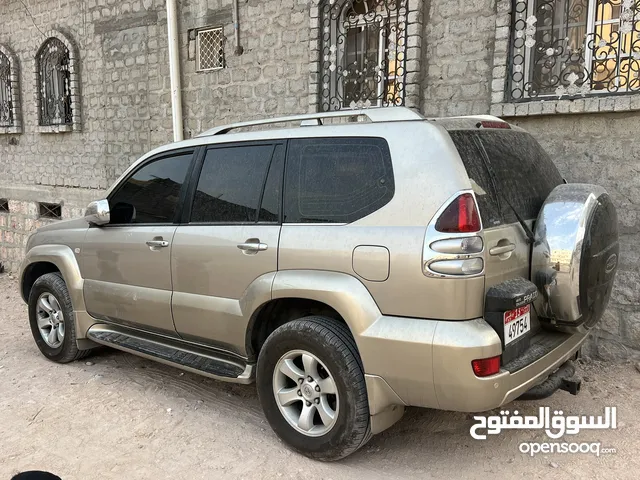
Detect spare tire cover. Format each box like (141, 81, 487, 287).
(531, 184, 619, 330)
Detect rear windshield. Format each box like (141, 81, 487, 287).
(448, 130, 563, 228)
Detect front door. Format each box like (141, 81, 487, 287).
(171, 142, 284, 354)
(81, 149, 195, 335)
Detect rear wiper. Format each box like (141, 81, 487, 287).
(474, 136, 536, 244)
(497, 194, 536, 244)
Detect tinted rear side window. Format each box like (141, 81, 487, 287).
(284, 138, 394, 223)
(448, 130, 563, 228)
(190, 145, 275, 223)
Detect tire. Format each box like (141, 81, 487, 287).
(28, 272, 90, 363)
(256, 316, 371, 461)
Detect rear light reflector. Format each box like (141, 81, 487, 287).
(435, 193, 481, 233)
(430, 236, 483, 254)
(472, 356, 500, 377)
(429, 258, 484, 276)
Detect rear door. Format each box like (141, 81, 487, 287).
(450, 124, 562, 356)
(171, 142, 284, 354)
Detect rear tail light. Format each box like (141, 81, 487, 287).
(471, 356, 500, 377)
(435, 193, 481, 233)
(429, 258, 484, 276)
(430, 237, 483, 254)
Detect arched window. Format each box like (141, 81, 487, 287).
(0, 44, 20, 131)
(0, 50, 12, 126)
(319, 0, 407, 111)
(36, 37, 72, 126)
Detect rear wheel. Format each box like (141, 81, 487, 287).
(256, 316, 370, 461)
(28, 273, 89, 363)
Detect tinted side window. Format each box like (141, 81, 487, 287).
(284, 138, 394, 223)
(109, 153, 192, 224)
(449, 130, 563, 228)
(190, 145, 274, 223)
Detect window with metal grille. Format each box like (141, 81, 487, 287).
(0, 199, 9, 213)
(0, 51, 13, 127)
(38, 202, 62, 219)
(36, 38, 72, 126)
(509, 0, 640, 100)
(319, 0, 408, 111)
(196, 27, 225, 72)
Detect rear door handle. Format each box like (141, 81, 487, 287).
(146, 240, 169, 248)
(489, 243, 516, 256)
(237, 240, 268, 254)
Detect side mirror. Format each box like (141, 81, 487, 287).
(85, 199, 110, 226)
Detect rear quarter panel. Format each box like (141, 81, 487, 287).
(279, 121, 483, 320)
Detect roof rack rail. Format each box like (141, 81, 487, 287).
(197, 106, 424, 137)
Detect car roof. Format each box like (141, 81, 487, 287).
(107, 108, 522, 196)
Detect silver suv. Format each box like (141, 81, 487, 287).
(19, 108, 619, 460)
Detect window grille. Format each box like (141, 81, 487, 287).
(37, 38, 72, 126)
(196, 27, 225, 72)
(509, 0, 640, 100)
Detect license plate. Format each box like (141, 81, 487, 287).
(504, 304, 531, 345)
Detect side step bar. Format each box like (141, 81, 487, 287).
(86, 324, 254, 384)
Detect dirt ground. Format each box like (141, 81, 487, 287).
(0, 274, 639, 480)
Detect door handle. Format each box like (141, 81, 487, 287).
(146, 240, 169, 248)
(237, 240, 268, 254)
(489, 243, 516, 256)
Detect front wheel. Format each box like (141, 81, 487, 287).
(256, 316, 370, 461)
(28, 272, 89, 363)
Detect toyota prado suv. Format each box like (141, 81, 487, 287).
(19, 107, 619, 460)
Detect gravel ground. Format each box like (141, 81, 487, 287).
(0, 273, 639, 479)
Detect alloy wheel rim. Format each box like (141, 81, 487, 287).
(272, 349, 339, 437)
(36, 292, 65, 348)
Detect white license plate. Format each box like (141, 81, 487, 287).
(503, 304, 531, 345)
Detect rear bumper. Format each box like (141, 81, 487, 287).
(357, 316, 589, 413)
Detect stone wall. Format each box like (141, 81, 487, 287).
(0, 0, 313, 269)
(421, 0, 497, 116)
(0, 187, 101, 272)
(0, 0, 638, 357)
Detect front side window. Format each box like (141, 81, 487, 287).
(319, 0, 407, 110)
(37, 38, 72, 126)
(190, 145, 277, 223)
(509, 0, 640, 100)
(284, 138, 394, 223)
(108, 153, 193, 224)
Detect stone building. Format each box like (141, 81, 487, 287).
(0, 0, 638, 357)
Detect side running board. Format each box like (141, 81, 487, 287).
(86, 324, 254, 384)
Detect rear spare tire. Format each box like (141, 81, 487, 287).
(531, 184, 619, 331)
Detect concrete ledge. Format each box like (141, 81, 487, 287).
(0, 126, 21, 134)
(491, 95, 640, 117)
(37, 125, 74, 134)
